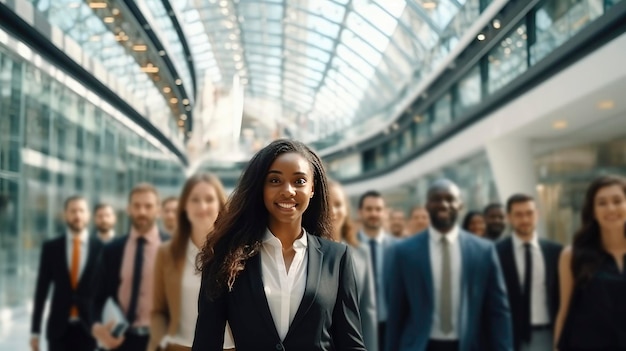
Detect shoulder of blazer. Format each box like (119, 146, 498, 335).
(309, 235, 343, 255)
(495, 236, 513, 252)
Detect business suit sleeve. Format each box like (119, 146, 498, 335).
(91, 243, 111, 326)
(148, 246, 169, 351)
(192, 270, 227, 351)
(31, 241, 53, 334)
(358, 249, 378, 351)
(331, 246, 366, 351)
(485, 245, 514, 351)
(384, 244, 407, 351)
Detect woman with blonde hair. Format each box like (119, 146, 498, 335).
(148, 173, 233, 351)
(328, 180, 378, 351)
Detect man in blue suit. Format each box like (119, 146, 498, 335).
(385, 179, 513, 351)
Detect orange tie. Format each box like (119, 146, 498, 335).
(70, 237, 80, 317)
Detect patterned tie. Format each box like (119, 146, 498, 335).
(440, 237, 452, 334)
(69, 237, 80, 317)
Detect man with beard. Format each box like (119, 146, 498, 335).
(91, 183, 169, 351)
(386, 179, 513, 351)
(31, 196, 103, 351)
(496, 194, 562, 351)
(94, 203, 117, 243)
(484, 203, 507, 241)
(357, 190, 396, 351)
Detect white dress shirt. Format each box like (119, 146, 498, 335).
(166, 240, 235, 348)
(66, 229, 89, 282)
(261, 228, 308, 341)
(512, 233, 550, 325)
(429, 226, 462, 340)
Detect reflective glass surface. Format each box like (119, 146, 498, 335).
(0, 37, 184, 315)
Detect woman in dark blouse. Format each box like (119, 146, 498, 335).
(555, 175, 626, 350)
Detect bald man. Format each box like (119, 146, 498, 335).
(385, 179, 513, 351)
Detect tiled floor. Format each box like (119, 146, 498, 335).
(0, 307, 46, 351)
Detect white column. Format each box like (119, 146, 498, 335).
(486, 137, 547, 236)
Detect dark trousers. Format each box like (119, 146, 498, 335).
(427, 339, 459, 351)
(115, 333, 149, 351)
(378, 322, 386, 351)
(48, 322, 95, 351)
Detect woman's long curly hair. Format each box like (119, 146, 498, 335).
(197, 139, 332, 299)
(572, 174, 626, 286)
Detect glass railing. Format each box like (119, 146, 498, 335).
(327, 0, 622, 180)
(24, 0, 183, 146)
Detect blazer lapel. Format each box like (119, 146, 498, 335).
(458, 231, 475, 347)
(416, 233, 434, 314)
(285, 234, 323, 339)
(502, 237, 522, 297)
(246, 253, 281, 341)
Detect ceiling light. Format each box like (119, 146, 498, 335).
(178, 120, 185, 127)
(111, 8, 120, 15)
(141, 64, 159, 73)
(182, 98, 190, 105)
(477, 33, 486, 41)
(492, 19, 501, 29)
(229, 33, 237, 40)
(163, 86, 171, 93)
(104, 17, 115, 23)
(221, 8, 229, 15)
(132, 44, 148, 51)
(158, 50, 166, 56)
(170, 98, 179, 104)
(422, 1, 437, 9)
(235, 62, 244, 69)
(597, 99, 615, 110)
(224, 21, 234, 29)
(219, 0, 228, 7)
(68, 2, 81, 8)
(89, 2, 107, 9)
(180, 114, 187, 121)
(413, 115, 423, 123)
(233, 54, 241, 61)
(175, 79, 182, 85)
(552, 120, 568, 130)
(185, 106, 192, 111)
(391, 123, 399, 130)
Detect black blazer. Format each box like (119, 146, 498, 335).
(31, 234, 104, 339)
(91, 230, 170, 325)
(192, 234, 366, 351)
(496, 236, 562, 350)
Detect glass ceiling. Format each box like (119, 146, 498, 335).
(173, 0, 472, 146)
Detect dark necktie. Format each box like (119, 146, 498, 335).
(522, 242, 532, 342)
(127, 237, 145, 324)
(369, 239, 378, 296)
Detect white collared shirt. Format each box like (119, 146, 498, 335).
(260, 228, 308, 341)
(429, 226, 462, 340)
(512, 233, 550, 325)
(66, 229, 89, 280)
(166, 240, 235, 348)
(359, 229, 388, 322)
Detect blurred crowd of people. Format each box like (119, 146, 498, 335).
(30, 139, 626, 351)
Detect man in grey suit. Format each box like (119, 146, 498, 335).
(357, 190, 396, 351)
(385, 179, 513, 351)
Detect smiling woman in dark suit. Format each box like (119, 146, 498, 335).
(192, 139, 365, 351)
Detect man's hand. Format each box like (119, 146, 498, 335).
(92, 321, 125, 350)
(30, 336, 39, 351)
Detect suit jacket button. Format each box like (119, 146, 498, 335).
(275, 344, 283, 350)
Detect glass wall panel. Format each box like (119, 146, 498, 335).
(488, 23, 528, 94)
(0, 36, 185, 316)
